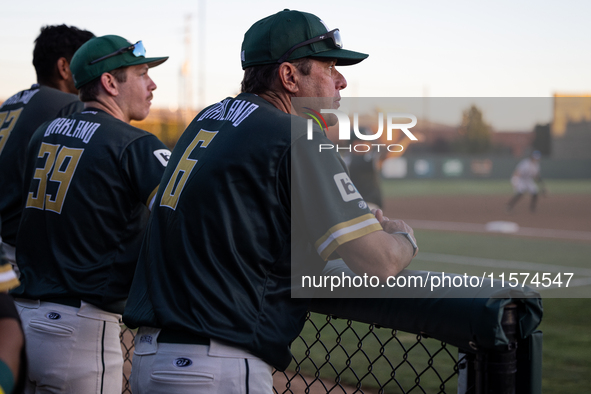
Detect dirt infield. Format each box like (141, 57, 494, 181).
(384, 194, 591, 234)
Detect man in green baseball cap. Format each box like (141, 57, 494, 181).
(239, 8, 369, 124)
(124, 10, 416, 394)
(12, 35, 171, 393)
(70, 34, 168, 122)
(240, 8, 368, 68)
(71, 35, 167, 89)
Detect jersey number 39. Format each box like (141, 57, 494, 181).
(26, 143, 84, 214)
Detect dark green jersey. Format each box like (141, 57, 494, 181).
(0, 84, 83, 246)
(11, 108, 170, 312)
(123, 93, 380, 370)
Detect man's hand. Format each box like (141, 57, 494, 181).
(372, 208, 415, 236)
(335, 209, 418, 281)
(372, 208, 418, 257)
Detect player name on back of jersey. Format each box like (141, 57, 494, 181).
(197, 98, 259, 127)
(1, 88, 40, 107)
(43, 117, 100, 144)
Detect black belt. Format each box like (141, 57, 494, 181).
(34, 297, 123, 314)
(43, 297, 82, 308)
(158, 329, 210, 346)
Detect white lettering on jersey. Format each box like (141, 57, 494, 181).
(197, 99, 259, 127)
(1, 88, 39, 107)
(44, 118, 100, 144)
(334, 172, 362, 202)
(72, 121, 100, 143)
(153, 149, 171, 167)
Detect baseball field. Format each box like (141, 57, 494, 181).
(385, 179, 591, 393)
(286, 178, 591, 393)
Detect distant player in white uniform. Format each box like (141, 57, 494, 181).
(507, 150, 545, 212)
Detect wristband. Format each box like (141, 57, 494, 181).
(394, 231, 418, 257)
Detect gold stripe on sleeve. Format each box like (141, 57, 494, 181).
(314, 214, 383, 261)
(0, 263, 20, 292)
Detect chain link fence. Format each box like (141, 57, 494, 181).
(120, 312, 468, 394)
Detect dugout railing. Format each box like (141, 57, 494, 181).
(120, 266, 543, 394)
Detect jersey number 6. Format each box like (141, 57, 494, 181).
(160, 129, 218, 210)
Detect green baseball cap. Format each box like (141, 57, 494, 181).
(241, 9, 368, 69)
(70, 35, 168, 89)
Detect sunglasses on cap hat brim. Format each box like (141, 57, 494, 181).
(89, 41, 146, 65)
(277, 29, 342, 64)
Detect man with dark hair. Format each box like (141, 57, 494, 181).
(11, 35, 170, 393)
(124, 9, 417, 393)
(0, 25, 94, 271)
(32, 25, 94, 92)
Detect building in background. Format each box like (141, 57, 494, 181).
(552, 93, 591, 160)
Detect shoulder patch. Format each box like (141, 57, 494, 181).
(334, 172, 362, 202)
(154, 149, 171, 166)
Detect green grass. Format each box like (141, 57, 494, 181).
(290, 314, 459, 393)
(381, 179, 591, 197)
(287, 228, 591, 393)
(415, 230, 591, 393)
(411, 229, 591, 272)
(409, 230, 591, 298)
(538, 298, 591, 392)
